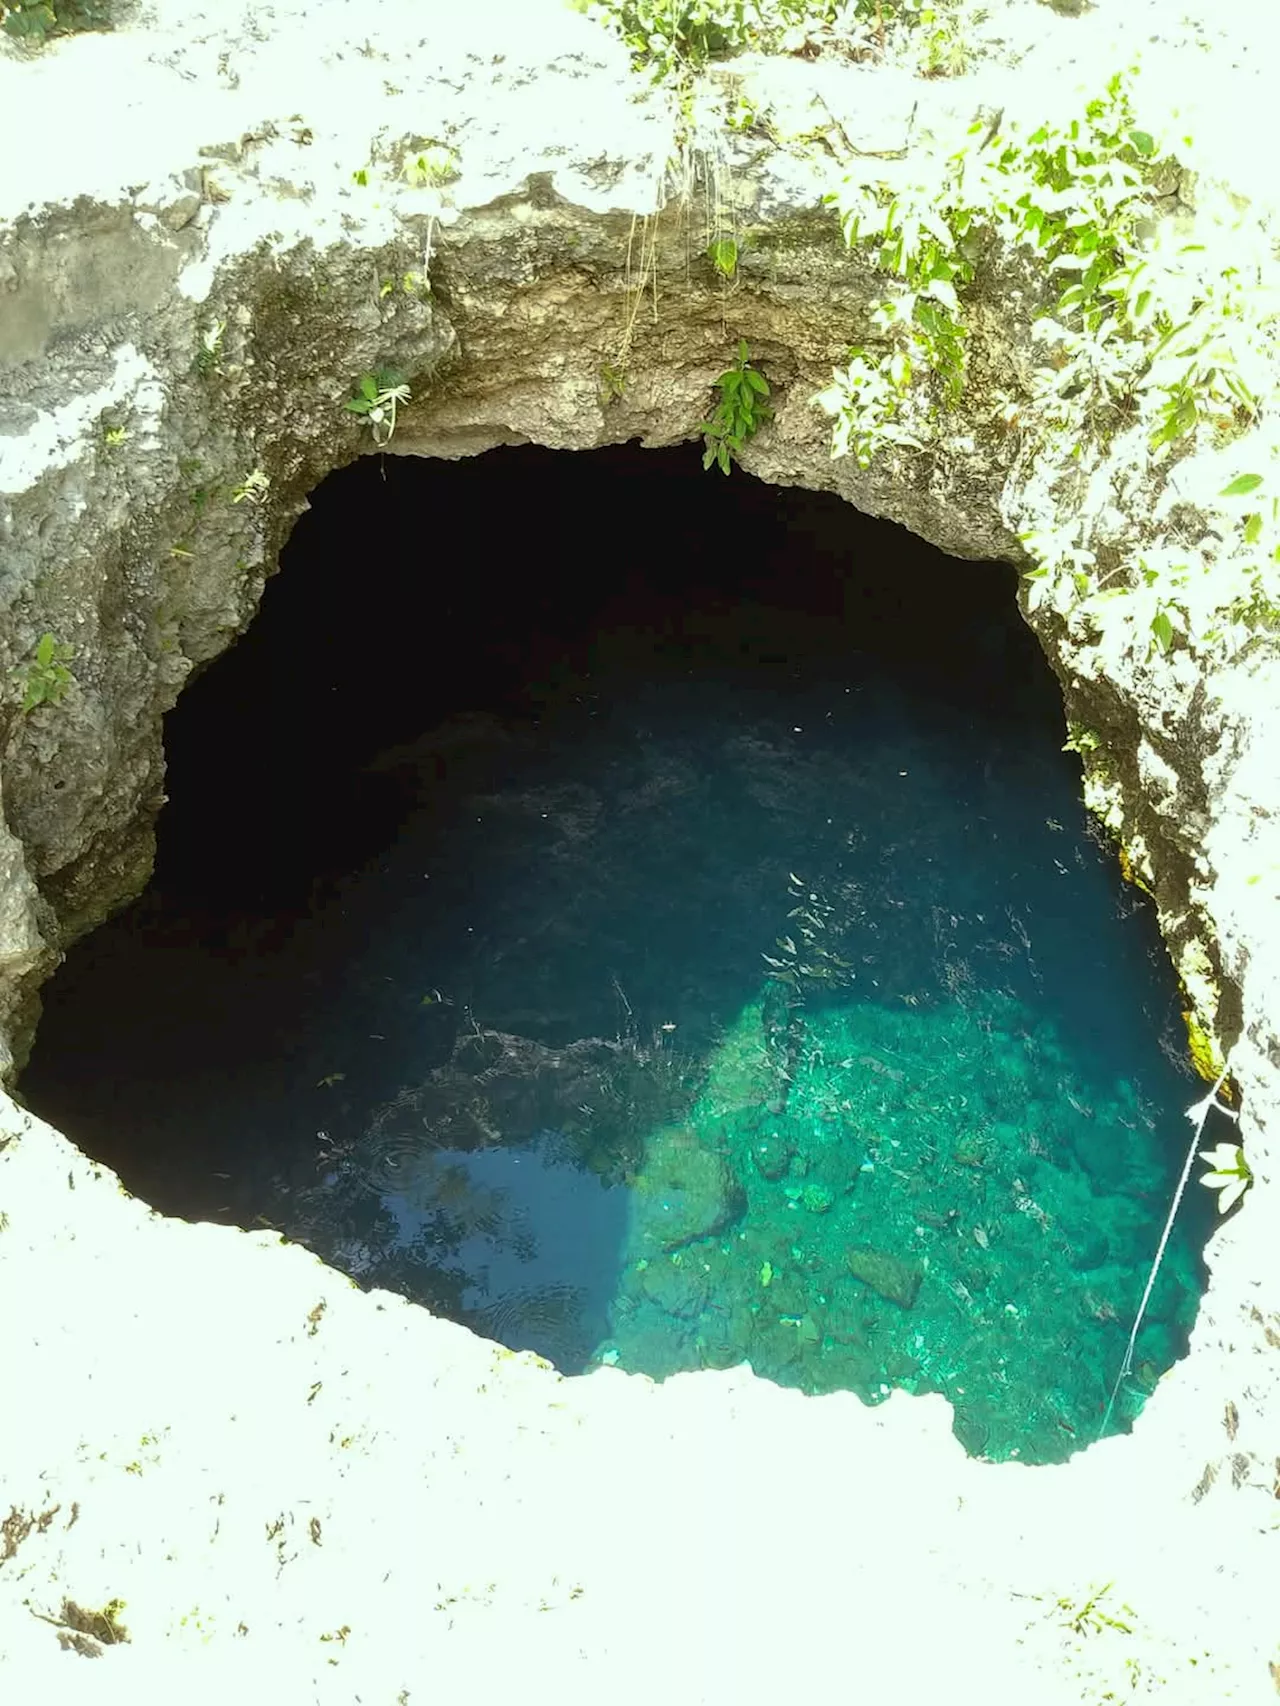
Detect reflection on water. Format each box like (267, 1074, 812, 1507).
(386, 1137, 625, 1372)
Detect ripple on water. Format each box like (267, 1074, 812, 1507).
(468, 1282, 593, 1369)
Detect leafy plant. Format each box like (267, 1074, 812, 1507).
(379, 270, 429, 299)
(402, 145, 459, 188)
(1062, 723, 1100, 755)
(345, 370, 412, 446)
(701, 339, 772, 473)
(599, 362, 628, 403)
(1, 0, 113, 44)
(579, 1, 968, 81)
(230, 468, 270, 506)
(1053, 1582, 1135, 1638)
(819, 71, 1156, 463)
(195, 319, 226, 377)
(1198, 1140, 1251, 1215)
(914, 2, 972, 77)
(816, 69, 1280, 663)
(707, 234, 739, 280)
(580, 0, 830, 80)
(14, 632, 73, 713)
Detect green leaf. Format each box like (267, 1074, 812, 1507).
(1217, 1176, 1249, 1214)
(707, 236, 738, 279)
(1151, 608, 1174, 654)
(1244, 513, 1264, 545)
(1220, 473, 1264, 498)
(744, 369, 769, 395)
(1129, 129, 1156, 157)
(1223, 370, 1257, 412)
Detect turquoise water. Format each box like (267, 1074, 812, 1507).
(22, 445, 1216, 1464)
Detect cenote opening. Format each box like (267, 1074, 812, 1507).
(22, 442, 1218, 1465)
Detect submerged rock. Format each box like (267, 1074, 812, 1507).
(800, 1182, 835, 1214)
(639, 1255, 711, 1319)
(750, 1132, 793, 1180)
(846, 1245, 924, 1310)
(632, 1126, 746, 1252)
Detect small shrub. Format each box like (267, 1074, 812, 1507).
(581, 0, 841, 80)
(195, 319, 226, 377)
(816, 68, 1280, 662)
(345, 370, 412, 446)
(402, 145, 459, 188)
(14, 633, 73, 713)
(580, 2, 969, 81)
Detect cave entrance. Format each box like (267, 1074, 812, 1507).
(21, 442, 1213, 1463)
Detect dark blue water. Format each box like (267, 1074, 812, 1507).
(21, 444, 1217, 1462)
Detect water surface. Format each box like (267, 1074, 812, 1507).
(23, 444, 1216, 1463)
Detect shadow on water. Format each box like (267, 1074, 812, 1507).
(21, 443, 1218, 1461)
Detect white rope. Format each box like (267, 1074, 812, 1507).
(1097, 1062, 1236, 1440)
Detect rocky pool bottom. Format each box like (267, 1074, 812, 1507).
(290, 974, 1206, 1466)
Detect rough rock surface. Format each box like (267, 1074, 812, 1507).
(2, 0, 1279, 1699)
(631, 1124, 746, 1252)
(846, 1243, 925, 1309)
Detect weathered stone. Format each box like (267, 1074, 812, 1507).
(846, 1244, 924, 1310)
(632, 1126, 746, 1252)
(751, 1132, 793, 1181)
(639, 1254, 711, 1320)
